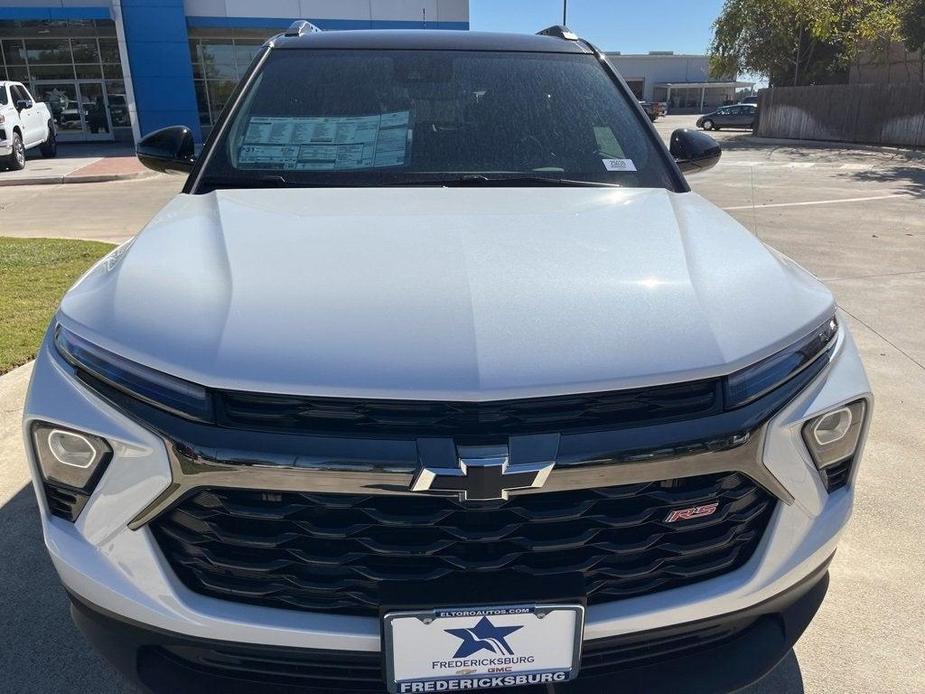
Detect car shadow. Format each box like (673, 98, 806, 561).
(0, 484, 134, 693)
(736, 649, 805, 693)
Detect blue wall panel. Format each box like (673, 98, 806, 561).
(0, 7, 111, 20)
(120, 0, 202, 140)
(185, 16, 469, 30)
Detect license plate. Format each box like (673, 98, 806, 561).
(383, 604, 584, 693)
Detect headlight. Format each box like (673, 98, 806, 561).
(54, 325, 213, 421)
(725, 316, 839, 408)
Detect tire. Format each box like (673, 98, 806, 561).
(6, 131, 25, 171)
(40, 125, 57, 158)
(702, 119, 714, 131)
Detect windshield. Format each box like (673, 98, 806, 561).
(195, 49, 678, 191)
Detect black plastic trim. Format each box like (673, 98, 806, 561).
(66, 555, 832, 694)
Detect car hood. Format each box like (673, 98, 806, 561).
(59, 187, 834, 400)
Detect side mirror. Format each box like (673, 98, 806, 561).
(16, 99, 33, 111)
(136, 125, 196, 175)
(670, 128, 721, 175)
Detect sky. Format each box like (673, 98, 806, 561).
(470, 0, 727, 55)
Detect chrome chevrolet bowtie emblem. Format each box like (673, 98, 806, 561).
(411, 447, 554, 502)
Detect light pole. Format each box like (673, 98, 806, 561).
(563, 0, 568, 25)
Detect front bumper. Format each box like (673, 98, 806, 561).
(70, 557, 830, 694)
(23, 318, 871, 687)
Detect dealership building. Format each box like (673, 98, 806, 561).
(0, 0, 469, 143)
(606, 52, 753, 113)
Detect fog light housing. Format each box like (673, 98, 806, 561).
(30, 421, 112, 520)
(802, 400, 867, 489)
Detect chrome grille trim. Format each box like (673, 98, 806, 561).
(128, 427, 790, 529)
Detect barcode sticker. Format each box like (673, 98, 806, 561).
(602, 158, 637, 172)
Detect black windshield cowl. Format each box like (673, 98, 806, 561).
(408, 175, 623, 188)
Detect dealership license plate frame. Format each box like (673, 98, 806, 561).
(383, 603, 585, 693)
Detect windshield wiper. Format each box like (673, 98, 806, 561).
(396, 175, 621, 188)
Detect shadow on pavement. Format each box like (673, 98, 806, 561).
(0, 483, 133, 693)
(846, 165, 925, 196)
(736, 649, 805, 693)
(25, 142, 135, 161)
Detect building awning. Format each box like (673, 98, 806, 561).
(655, 81, 754, 89)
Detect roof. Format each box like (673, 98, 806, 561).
(656, 81, 754, 89)
(606, 53, 709, 59)
(270, 29, 591, 54)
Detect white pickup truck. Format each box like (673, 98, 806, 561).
(1, 81, 57, 170)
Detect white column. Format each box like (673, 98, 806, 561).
(699, 86, 705, 111)
(111, 0, 141, 144)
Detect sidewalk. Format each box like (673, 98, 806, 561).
(0, 143, 154, 186)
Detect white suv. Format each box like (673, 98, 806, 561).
(0, 81, 56, 170)
(24, 24, 872, 694)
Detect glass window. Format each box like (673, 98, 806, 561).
(71, 39, 100, 63)
(24, 39, 71, 64)
(234, 41, 262, 73)
(29, 64, 76, 80)
(194, 80, 211, 125)
(98, 39, 120, 63)
(207, 79, 236, 117)
(92, 19, 117, 37)
(105, 80, 130, 127)
(75, 64, 103, 79)
(199, 49, 677, 190)
(102, 63, 124, 80)
(65, 20, 97, 38)
(0, 86, 6, 105)
(189, 39, 203, 65)
(3, 39, 25, 65)
(6, 66, 29, 82)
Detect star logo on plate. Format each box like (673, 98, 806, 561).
(444, 616, 523, 658)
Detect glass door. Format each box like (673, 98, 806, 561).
(31, 80, 114, 142)
(77, 81, 114, 141)
(32, 81, 83, 141)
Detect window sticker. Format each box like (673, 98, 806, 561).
(239, 112, 412, 170)
(602, 158, 637, 172)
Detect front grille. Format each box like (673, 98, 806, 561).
(151, 471, 775, 616)
(215, 379, 721, 437)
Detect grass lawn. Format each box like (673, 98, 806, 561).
(0, 237, 114, 374)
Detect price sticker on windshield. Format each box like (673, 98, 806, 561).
(602, 158, 637, 172)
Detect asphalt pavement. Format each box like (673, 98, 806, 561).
(0, 116, 923, 693)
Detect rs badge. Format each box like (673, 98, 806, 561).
(664, 502, 719, 523)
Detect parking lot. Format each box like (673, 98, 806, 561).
(0, 114, 923, 692)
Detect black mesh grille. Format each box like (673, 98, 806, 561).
(43, 483, 89, 522)
(151, 472, 774, 616)
(823, 458, 853, 491)
(215, 380, 721, 437)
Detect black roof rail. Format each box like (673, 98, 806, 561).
(285, 20, 322, 37)
(536, 25, 579, 41)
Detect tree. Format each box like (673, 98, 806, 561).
(709, 0, 916, 85)
(898, 0, 925, 80)
(709, 0, 851, 86)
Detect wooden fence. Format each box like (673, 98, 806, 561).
(755, 83, 925, 147)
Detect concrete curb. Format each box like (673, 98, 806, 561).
(0, 170, 155, 187)
(720, 134, 925, 159)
